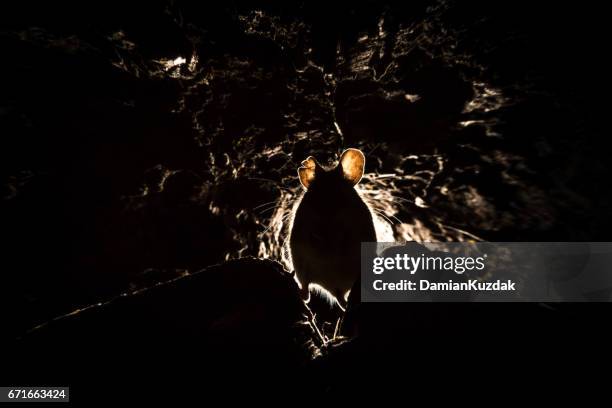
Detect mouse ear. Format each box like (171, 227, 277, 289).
(340, 148, 365, 186)
(298, 156, 320, 190)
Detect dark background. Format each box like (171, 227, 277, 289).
(1, 0, 611, 401)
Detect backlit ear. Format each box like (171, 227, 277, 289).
(298, 156, 319, 190)
(340, 148, 365, 186)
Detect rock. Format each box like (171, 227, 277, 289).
(12, 258, 318, 396)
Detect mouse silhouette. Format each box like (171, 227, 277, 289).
(289, 148, 377, 307)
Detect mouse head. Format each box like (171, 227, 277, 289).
(298, 148, 365, 190)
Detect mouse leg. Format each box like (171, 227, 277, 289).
(290, 267, 310, 303)
(303, 302, 326, 345)
(332, 316, 342, 340)
(300, 282, 311, 303)
(333, 288, 347, 312)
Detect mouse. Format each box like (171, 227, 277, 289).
(289, 148, 377, 307)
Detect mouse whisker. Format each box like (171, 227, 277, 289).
(388, 214, 406, 225)
(436, 222, 483, 241)
(253, 200, 280, 210)
(372, 209, 395, 226)
(257, 205, 282, 214)
(260, 214, 292, 235)
(369, 204, 407, 226)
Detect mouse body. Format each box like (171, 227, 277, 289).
(289, 148, 376, 305)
